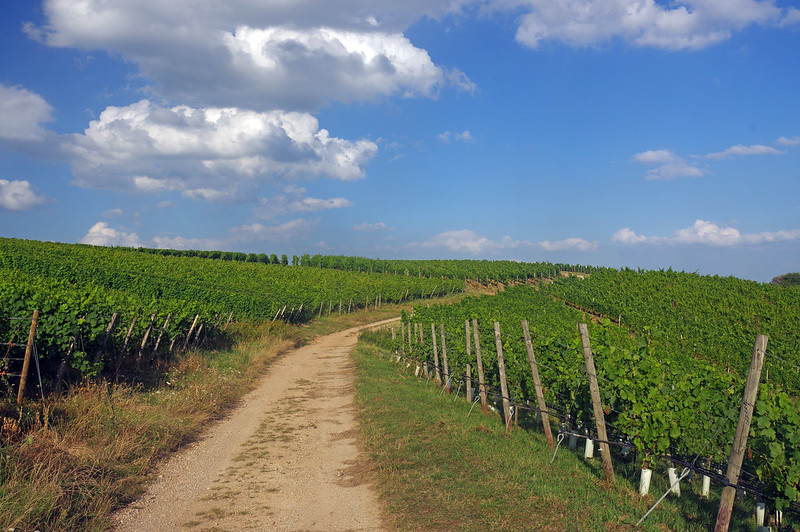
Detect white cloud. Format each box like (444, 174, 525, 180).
(438, 130, 476, 143)
(152, 235, 219, 250)
(633, 149, 676, 164)
(353, 222, 389, 231)
(33, 1, 473, 111)
(538, 238, 598, 252)
(645, 161, 706, 180)
(780, 7, 800, 27)
(611, 227, 649, 245)
(506, 0, 790, 51)
(612, 220, 800, 247)
(413, 229, 532, 254)
(80, 222, 142, 247)
(0, 179, 48, 211)
(633, 149, 706, 180)
(705, 144, 784, 159)
(222, 27, 447, 109)
(254, 186, 353, 220)
(776, 136, 800, 146)
(102, 208, 123, 218)
(446, 68, 478, 95)
(0, 85, 55, 143)
(60, 100, 378, 201)
(228, 218, 316, 244)
(156, 200, 176, 209)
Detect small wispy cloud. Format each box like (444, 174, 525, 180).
(705, 144, 783, 159)
(776, 136, 800, 146)
(633, 149, 706, 180)
(255, 186, 353, 220)
(538, 238, 598, 252)
(438, 130, 476, 144)
(612, 220, 800, 247)
(412, 229, 531, 255)
(353, 222, 390, 231)
(153, 235, 219, 250)
(228, 218, 317, 244)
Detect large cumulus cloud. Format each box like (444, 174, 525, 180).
(30, 0, 473, 111)
(60, 100, 378, 201)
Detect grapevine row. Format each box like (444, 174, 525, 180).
(399, 285, 800, 512)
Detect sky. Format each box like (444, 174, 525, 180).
(1, 0, 799, 283)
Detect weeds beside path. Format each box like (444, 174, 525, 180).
(0, 322, 301, 531)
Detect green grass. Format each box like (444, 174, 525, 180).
(353, 338, 776, 532)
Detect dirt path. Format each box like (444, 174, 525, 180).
(113, 319, 397, 531)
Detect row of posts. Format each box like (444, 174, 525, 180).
(397, 318, 769, 532)
(7, 309, 236, 402)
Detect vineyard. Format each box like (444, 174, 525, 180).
(2, 235, 799, 528)
(125, 247, 600, 282)
(396, 276, 800, 526)
(0, 237, 462, 390)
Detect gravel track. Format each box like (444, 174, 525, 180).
(113, 319, 396, 531)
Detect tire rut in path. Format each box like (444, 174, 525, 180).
(113, 319, 396, 531)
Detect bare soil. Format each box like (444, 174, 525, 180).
(113, 319, 397, 531)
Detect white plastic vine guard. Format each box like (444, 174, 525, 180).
(639, 468, 652, 496)
(701, 475, 710, 497)
(667, 467, 681, 496)
(584, 438, 594, 459)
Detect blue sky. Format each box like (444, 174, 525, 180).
(1, 0, 799, 282)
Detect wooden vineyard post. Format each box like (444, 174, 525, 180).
(493, 322, 512, 431)
(54, 336, 78, 392)
(431, 323, 442, 386)
(136, 313, 156, 367)
(223, 311, 234, 330)
(440, 324, 450, 393)
(714, 334, 768, 532)
(522, 320, 554, 449)
(115, 316, 138, 371)
(578, 323, 615, 483)
(465, 320, 473, 403)
(152, 313, 172, 353)
(183, 314, 200, 352)
(16, 309, 40, 404)
(472, 318, 488, 413)
(193, 323, 205, 347)
(92, 312, 118, 365)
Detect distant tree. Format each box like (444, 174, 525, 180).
(771, 272, 800, 286)
(280, 254, 289, 266)
(292, 255, 299, 266)
(269, 254, 279, 264)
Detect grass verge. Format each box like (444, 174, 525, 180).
(353, 333, 772, 531)
(0, 321, 298, 531)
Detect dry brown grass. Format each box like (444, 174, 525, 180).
(0, 321, 298, 531)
